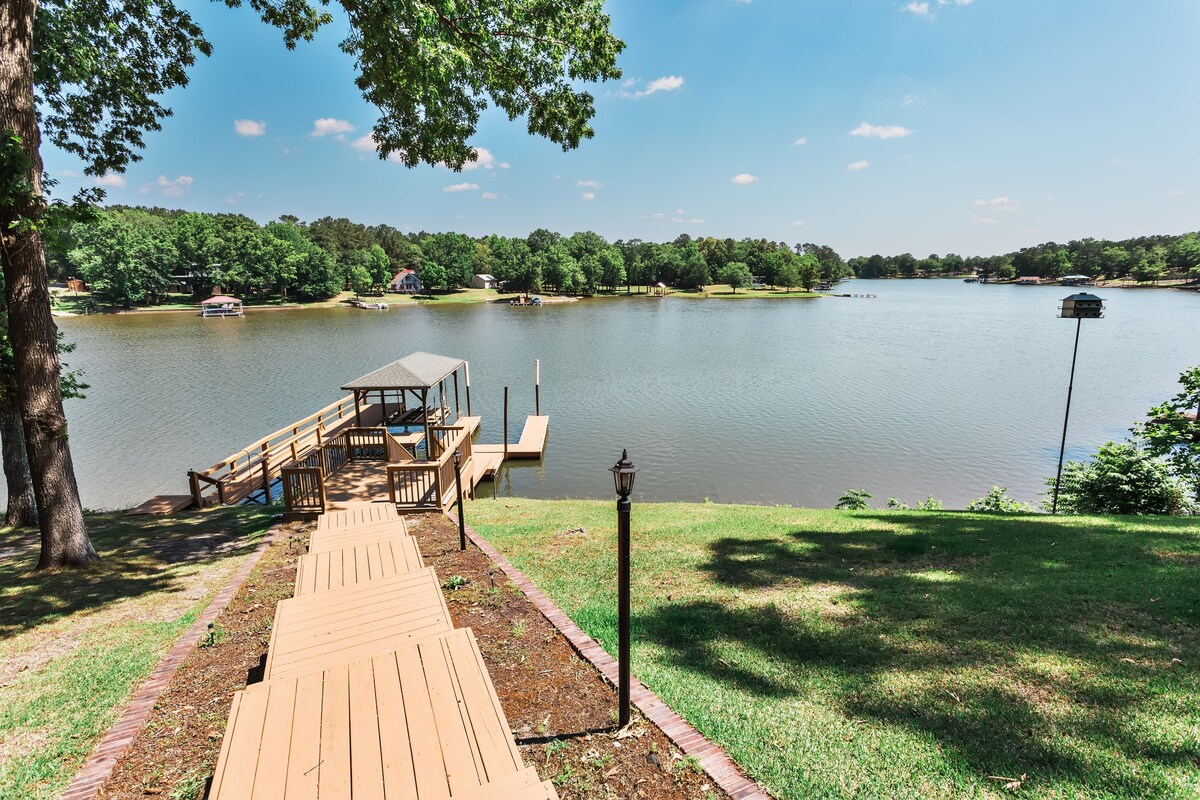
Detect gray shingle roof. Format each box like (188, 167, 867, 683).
(341, 352, 466, 391)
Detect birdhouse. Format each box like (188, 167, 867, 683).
(1060, 293, 1103, 319)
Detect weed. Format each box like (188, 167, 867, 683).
(442, 575, 469, 590)
(169, 771, 208, 800)
(510, 618, 528, 638)
(543, 738, 569, 756)
(675, 754, 704, 776)
(198, 623, 225, 649)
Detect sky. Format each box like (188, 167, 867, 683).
(43, 0, 1200, 258)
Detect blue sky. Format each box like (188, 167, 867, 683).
(44, 0, 1200, 258)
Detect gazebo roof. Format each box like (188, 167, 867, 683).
(341, 352, 466, 392)
(201, 295, 241, 304)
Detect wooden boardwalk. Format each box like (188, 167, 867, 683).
(210, 495, 558, 799)
(293, 537, 425, 596)
(475, 415, 549, 463)
(210, 630, 547, 799)
(265, 568, 452, 680)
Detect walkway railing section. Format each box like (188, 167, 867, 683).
(187, 395, 380, 508)
(389, 424, 473, 511)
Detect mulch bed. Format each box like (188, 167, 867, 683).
(94, 515, 726, 799)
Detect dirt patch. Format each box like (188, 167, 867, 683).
(97, 526, 309, 798)
(407, 514, 727, 800)
(94, 516, 726, 799)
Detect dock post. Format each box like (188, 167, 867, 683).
(535, 359, 540, 416)
(465, 362, 472, 417)
(503, 386, 509, 461)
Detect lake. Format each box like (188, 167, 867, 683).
(46, 280, 1200, 511)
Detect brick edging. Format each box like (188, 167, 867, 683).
(61, 525, 281, 800)
(447, 513, 773, 800)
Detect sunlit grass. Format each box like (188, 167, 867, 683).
(468, 498, 1200, 799)
(0, 507, 274, 800)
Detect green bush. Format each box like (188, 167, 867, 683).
(967, 486, 1032, 513)
(835, 489, 872, 510)
(1047, 441, 1193, 515)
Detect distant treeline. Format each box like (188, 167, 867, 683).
(49, 206, 1199, 307)
(849, 231, 1200, 283)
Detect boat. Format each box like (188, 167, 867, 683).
(510, 296, 542, 306)
(963, 276, 980, 283)
(349, 298, 389, 309)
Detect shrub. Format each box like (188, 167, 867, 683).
(967, 486, 1032, 513)
(915, 496, 943, 511)
(1047, 441, 1193, 515)
(836, 489, 872, 510)
(886, 497, 910, 510)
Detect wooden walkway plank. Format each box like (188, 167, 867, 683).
(308, 522, 410, 554)
(285, 671, 324, 797)
(445, 630, 524, 776)
(265, 569, 453, 680)
(294, 537, 425, 596)
(348, 658, 386, 800)
(252, 679, 297, 800)
(316, 502, 399, 531)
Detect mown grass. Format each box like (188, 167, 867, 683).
(467, 498, 1200, 799)
(673, 284, 826, 299)
(0, 507, 274, 800)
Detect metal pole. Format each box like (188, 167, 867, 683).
(454, 451, 466, 551)
(617, 493, 631, 727)
(465, 362, 472, 417)
(535, 359, 541, 416)
(1052, 317, 1082, 515)
(503, 386, 509, 461)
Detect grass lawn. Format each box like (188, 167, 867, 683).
(467, 498, 1200, 799)
(0, 507, 274, 800)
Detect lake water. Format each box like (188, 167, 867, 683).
(46, 280, 1200, 511)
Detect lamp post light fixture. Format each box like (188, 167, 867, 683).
(1052, 293, 1104, 515)
(453, 450, 466, 551)
(609, 449, 638, 727)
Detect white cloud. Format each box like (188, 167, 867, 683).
(482, 192, 498, 200)
(311, 118, 355, 137)
(901, 95, 925, 107)
(619, 75, 685, 99)
(972, 196, 1019, 211)
(443, 182, 480, 193)
(731, 173, 758, 185)
(971, 217, 997, 225)
(903, 2, 931, 16)
(676, 208, 686, 215)
(234, 119, 267, 137)
(790, 220, 807, 227)
(458, 147, 509, 171)
(645, 212, 666, 220)
(672, 217, 704, 225)
(847, 160, 870, 171)
(938, 0, 973, 5)
(793, 137, 807, 146)
(849, 122, 913, 139)
(1163, 188, 1187, 197)
(224, 191, 246, 205)
(351, 133, 378, 152)
(577, 179, 603, 188)
(94, 173, 125, 188)
(143, 175, 194, 197)
(581, 192, 596, 201)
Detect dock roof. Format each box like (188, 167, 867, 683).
(341, 352, 466, 391)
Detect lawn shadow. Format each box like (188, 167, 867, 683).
(0, 507, 274, 639)
(636, 511, 1200, 795)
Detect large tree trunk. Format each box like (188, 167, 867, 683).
(0, 0, 95, 567)
(1, 392, 37, 527)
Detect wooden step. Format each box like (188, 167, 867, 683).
(209, 629, 527, 799)
(294, 536, 424, 596)
(265, 568, 453, 680)
(315, 502, 399, 531)
(307, 520, 409, 554)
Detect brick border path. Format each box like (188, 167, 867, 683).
(61, 526, 280, 800)
(450, 513, 773, 800)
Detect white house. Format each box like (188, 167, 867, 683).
(389, 269, 423, 294)
(472, 274, 500, 289)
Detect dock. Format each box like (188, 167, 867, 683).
(173, 352, 548, 520)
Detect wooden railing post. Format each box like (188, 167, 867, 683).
(260, 442, 272, 504)
(188, 471, 202, 508)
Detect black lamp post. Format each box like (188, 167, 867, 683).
(1052, 293, 1104, 514)
(453, 450, 466, 550)
(609, 449, 638, 727)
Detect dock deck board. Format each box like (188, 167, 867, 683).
(475, 415, 549, 460)
(264, 568, 452, 680)
(209, 630, 536, 799)
(125, 494, 194, 516)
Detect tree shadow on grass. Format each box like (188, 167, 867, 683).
(636, 512, 1200, 795)
(0, 507, 275, 639)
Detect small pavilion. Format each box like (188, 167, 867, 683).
(200, 295, 243, 317)
(340, 352, 470, 447)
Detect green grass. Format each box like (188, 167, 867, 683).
(672, 284, 826, 299)
(467, 498, 1200, 799)
(0, 507, 274, 800)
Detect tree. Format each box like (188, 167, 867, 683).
(796, 253, 820, 291)
(1135, 365, 1200, 503)
(966, 486, 1032, 513)
(719, 261, 751, 293)
(1047, 441, 1191, 515)
(835, 489, 872, 510)
(419, 262, 447, 295)
(1132, 246, 1167, 284)
(678, 243, 709, 289)
(2, 0, 622, 567)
